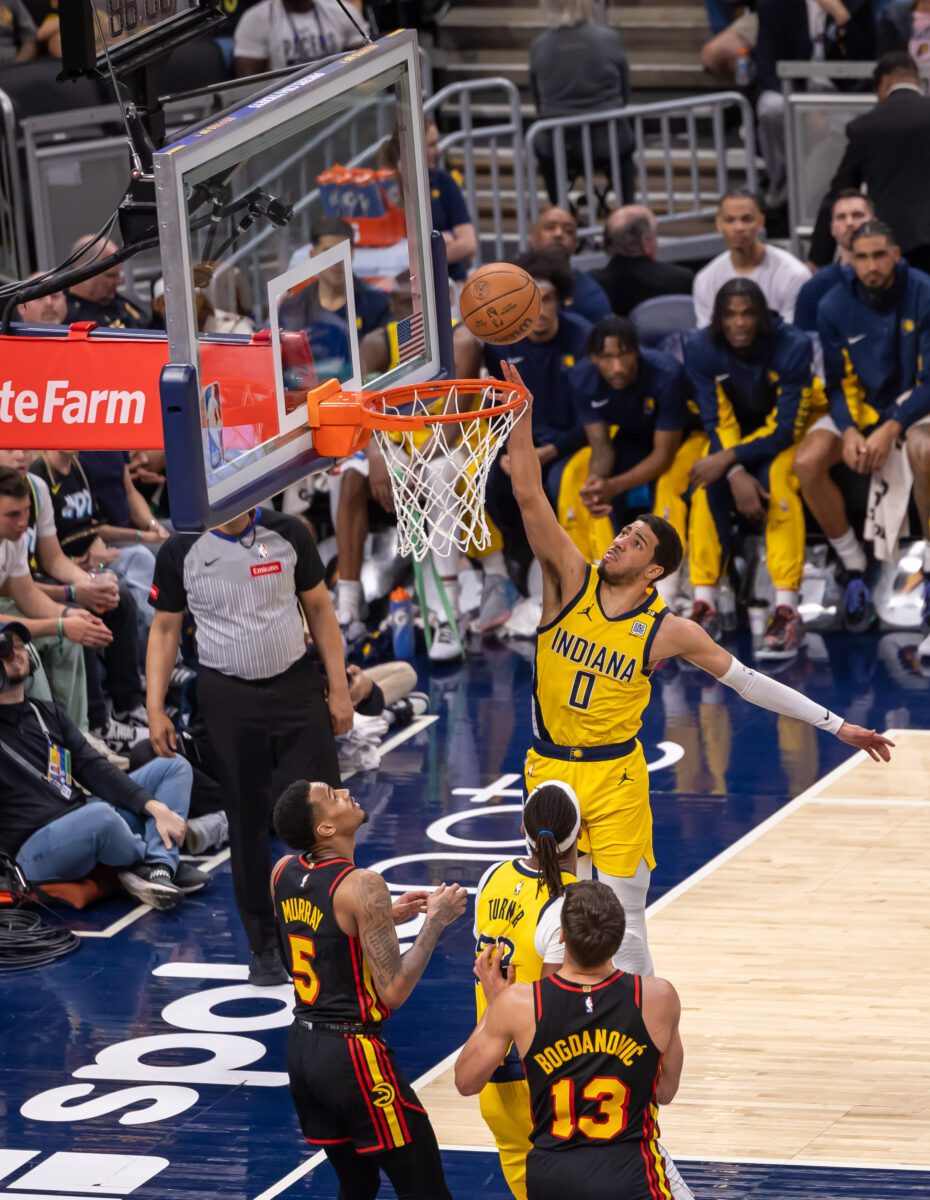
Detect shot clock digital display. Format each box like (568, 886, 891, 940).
(60, 0, 223, 78)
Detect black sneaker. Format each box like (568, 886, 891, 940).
(249, 948, 289, 987)
(118, 863, 182, 910)
(173, 861, 212, 893)
(687, 600, 721, 642)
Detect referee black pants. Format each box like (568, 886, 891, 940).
(197, 654, 341, 953)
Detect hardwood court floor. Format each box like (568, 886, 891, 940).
(420, 730, 930, 1170)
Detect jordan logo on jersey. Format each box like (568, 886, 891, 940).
(578, 604, 594, 621)
(618, 769, 633, 785)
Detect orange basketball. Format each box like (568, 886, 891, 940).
(460, 263, 541, 345)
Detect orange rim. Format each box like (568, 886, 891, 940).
(308, 378, 526, 432)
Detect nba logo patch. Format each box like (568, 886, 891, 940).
(258, 543, 269, 561)
(514, 882, 524, 896)
(585, 996, 594, 1014)
(631, 620, 647, 638)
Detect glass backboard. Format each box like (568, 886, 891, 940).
(153, 30, 451, 529)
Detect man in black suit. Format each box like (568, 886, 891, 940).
(811, 54, 930, 274)
(591, 206, 694, 318)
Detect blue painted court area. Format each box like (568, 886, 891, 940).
(2, 631, 929, 1199)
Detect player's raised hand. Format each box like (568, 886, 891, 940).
(391, 891, 429, 924)
(473, 944, 515, 1001)
(837, 723, 895, 762)
(501, 360, 533, 415)
(426, 882, 468, 927)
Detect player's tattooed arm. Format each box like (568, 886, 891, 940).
(352, 871, 467, 1009)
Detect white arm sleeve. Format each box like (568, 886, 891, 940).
(719, 656, 843, 735)
(534, 897, 566, 964)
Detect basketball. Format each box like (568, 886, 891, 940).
(460, 263, 541, 345)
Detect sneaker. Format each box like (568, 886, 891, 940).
(337, 610, 368, 647)
(472, 574, 518, 634)
(843, 576, 875, 633)
(118, 863, 182, 910)
(115, 704, 150, 727)
(95, 714, 149, 754)
(756, 605, 802, 660)
(169, 664, 195, 689)
(185, 810, 229, 855)
(428, 621, 464, 663)
(408, 691, 429, 717)
(84, 731, 130, 771)
(249, 947, 289, 987)
(686, 600, 720, 642)
(173, 861, 212, 893)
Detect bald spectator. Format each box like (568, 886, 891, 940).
(592, 206, 695, 317)
(528, 206, 611, 324)
(65, 237, 148, 330)
(693, 189, 810, 327)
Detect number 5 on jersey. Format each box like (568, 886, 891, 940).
(288, 934, 319, 1004)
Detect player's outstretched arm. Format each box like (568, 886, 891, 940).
(500, 360, 587, 601)
(349, 871, 467, 1010)
(455, 947, 535, 1095)
(649, 615, 895, 762)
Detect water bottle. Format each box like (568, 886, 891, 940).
(389, 587, 415, 659)
(717, 579, 738, 632)
(735, 47, 755, 89)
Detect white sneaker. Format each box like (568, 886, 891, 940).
(336, 610, 368, 646)
(428, 622, 463, 663)
(115, 704, 150, 728)
(84, 731, 130, 770)
(472, 574, 518, 634)
(185, 810, 229, 855)
(96, 714, 149, 753)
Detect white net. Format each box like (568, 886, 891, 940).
(371, 383, 526, 563)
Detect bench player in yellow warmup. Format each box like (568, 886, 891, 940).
(474, 782, 580, 1200)
(501, 360, 894, 975)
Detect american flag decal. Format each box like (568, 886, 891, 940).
(395, 308, 426, 363)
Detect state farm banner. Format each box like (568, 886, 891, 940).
(0, 324, 289, 452)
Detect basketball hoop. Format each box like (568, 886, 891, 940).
(307, 377, 527, 562)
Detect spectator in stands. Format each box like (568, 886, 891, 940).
(0, 622, 208, 908)
(146, 506, 351, 985)
(16, 281, 65, 324)
(233, 0, 367, 75)
(529, 0, 634, 209)
(65, 237, 148, 330)
(685, 279, 812, 658)
(0, 467, 111, 733)
(572, 317, 692, 534)
(693, 189, 810, 327)
(795, 220, 930, 632)
(34, 0, 60, 59)
(456, 249, 591, 587)
(527, 205, 611, 324)
(794, 191, 874, 333)
(592, 205, 695, 317)
(150, 279, 254, 335)
(279, 218, 390, 373)
(701, 2, 758, 80)
(30, 451, 164, 632)
(754, 0, 875, 216)
(424, 121, 477, 284)
(877, 1, 930, 61)
(0, 0, 36, 62)
(810, 54, 930, 276)
(0, 449, 142, 763)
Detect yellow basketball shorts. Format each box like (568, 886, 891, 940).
(479, 1079, 533, 1200)
(524, 741, 655, 877)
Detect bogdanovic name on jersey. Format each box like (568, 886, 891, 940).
(533, 1029, 649, 1075)
(551, 626, 640, 684)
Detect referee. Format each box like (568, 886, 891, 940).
(146, 506, 352, 985)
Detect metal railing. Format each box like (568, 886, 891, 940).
(525, 91, 758, 249)
(0, 87, 25, 282)
(426, 76, 527, 263)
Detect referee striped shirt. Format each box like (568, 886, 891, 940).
(148, 508, 324, 681)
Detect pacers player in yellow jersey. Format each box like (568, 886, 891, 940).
(474, 782, 581, 1200)
(500, 360, 895, 974)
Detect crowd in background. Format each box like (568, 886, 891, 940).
(2, 0, 930, 980)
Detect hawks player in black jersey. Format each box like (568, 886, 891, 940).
(455, 880, 683, 1200)
(272, 779, 467, 1199)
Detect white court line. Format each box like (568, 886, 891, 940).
(251, 728, 925, 1197)
(74, 716, 438, 940)
(807, 795, 930, 808)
